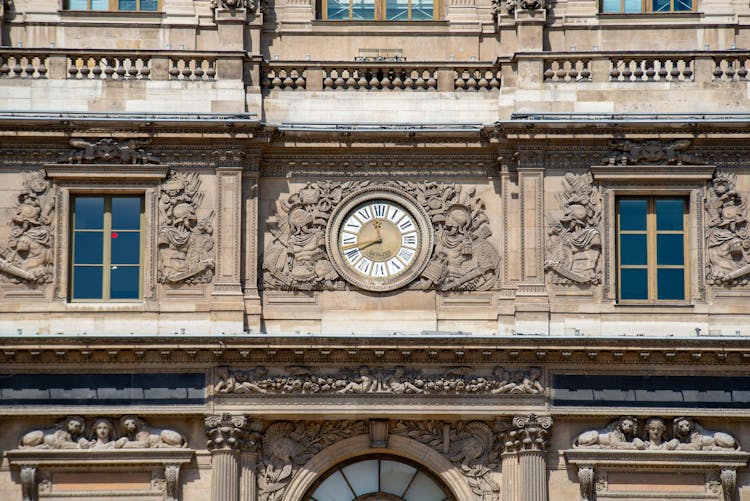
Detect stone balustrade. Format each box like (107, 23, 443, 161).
(713, 55, 750, 81)
(169, 57, 218, 81)
(68, 54, 151, 80)
(543, 57, 592, 82)
(0, 52, 49, 78)
(609, 55, 694, 82)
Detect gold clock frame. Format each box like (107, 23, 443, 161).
(326, 187, 434, 292)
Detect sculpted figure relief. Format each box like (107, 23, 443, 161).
(258, 420, 367, 501)
(158, 170, 215, 284)
(120, 415, 188, 448)
(61, 138, 160, 164)
(605, 139, 706, 165)
(0, 170, 55, 284)
(213, 365, 544, 396)
(19, 416, 89, 450)
(545, 172, 601, 285)
(574, 416, 741, 451)
(263, 181, 499, 292)
(705, 171, 750, 285)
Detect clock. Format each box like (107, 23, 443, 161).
(326, 188, 434, 292)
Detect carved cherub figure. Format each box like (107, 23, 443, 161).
(574, 416, 645, 450)
(671, 417, 739, 451)
(120, 416, 187, 448)
(19, 416, 90, 449)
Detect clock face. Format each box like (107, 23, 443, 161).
(327, 189, 433, 292)
(339, 201, 420, 280)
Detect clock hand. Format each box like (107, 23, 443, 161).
(341, 237, 382, 251)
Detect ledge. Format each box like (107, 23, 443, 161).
(591, 165, 715, 182)
(6, 448, 195, 466)
(565, 449, 750, 470)
(45, 164, 169, 181)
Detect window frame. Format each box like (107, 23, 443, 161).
(600, 0, 694, 13)
(62, 0, 161, 13)
(69, 194, 145, 303)
(616, 195, 689, 304)
(319, 0, 440, 21)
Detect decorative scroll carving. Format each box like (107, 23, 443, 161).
(401, 182, 500, 292)
(577, 466, 594, 501)
(214, 366, 544, 396)
(545, 172, 601, 285)
(20, 465, 36, 501)
(19, 416, 187, 450)
(391, 420, 499, 499)
(158, 170, 215, 284)
(705, 171, 750, 285)
(574, 416, 740, 451)
(605, 139, 706, 165)
(205, 414, 253, 451)
(258, 420, 367, 501)
(263, 181, 499, 292)
(210, 0, 263, 14)
(120, 416, 188, 449)
(502, 414, 553, 452)
(721, 468, 737, 501)
(164, 464, 181, 501)
(61, 138, 160, 165)
(19, 416, 89, 450)
(0, 170, 54, 284)
(671, 417, 740, 451)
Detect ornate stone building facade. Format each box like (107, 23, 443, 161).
(2, 0, 750, 498)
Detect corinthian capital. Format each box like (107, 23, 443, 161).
(205, 414, 261, 452)
(499, 414, 553, 453)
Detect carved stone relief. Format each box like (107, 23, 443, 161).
(262, 181, 500, 292)
(705, 171, 750, 285)
(573, 416, 740, 451)
(213, 366, 544, 396)
(545, 172, 601, 285)
(18, 415, 188, 450)
(258, 420, 367, 501)
(505, 0, 546, 14)
(0, 170, 54, 284)
(158, 170, 215, 284)
(60, 138, 160, 165)
(391, 420, 500, 499)
(205, 413, 261, 451)
(210, 0, 264, 14)
(604, 139, 706, 165)
(498, 414, 553, 452)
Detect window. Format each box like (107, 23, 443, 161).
(601, 0, 692, 13)
(617, 197, 687, 302)
(320, 0, 436, 20)
(63, 0, 159, 12)
(70, 196, 143, 301)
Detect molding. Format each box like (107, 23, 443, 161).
(591, 165, 715, 183)
(45, 164, 169, 182)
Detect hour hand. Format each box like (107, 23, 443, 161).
(341, 237, 381, 251)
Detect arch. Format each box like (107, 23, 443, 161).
(281, 434, 476, 501)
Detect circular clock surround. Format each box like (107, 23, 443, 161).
(326, 187, 434, 292)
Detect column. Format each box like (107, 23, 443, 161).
(501, 452, 519, 501)
(243, 153, 261, 331)
(513, 414, 553, 501)
(205, 414, 250, 501)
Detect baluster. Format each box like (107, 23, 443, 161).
(282, 69, 294, 90)
(738, 59, 748, 79)
(633, 60, 644, 80)
(609, 60, 621, 81)
(466, 70, 477, 91)
(0, 57, 10, 77)
(621, 60, 632, 80)
(426, 70, 437, 90)
(37, 57, 48, 78)
(392, 70, 403, 89)
(669, 59, 681, 80)
(403, 70, 414, 90)
(455, 69, 466, 91)
(657, 59, 668, 79)
(382, 69, 394, 90)
(414, 70, 426, 91)
(556, 61, 566, 80)
(205, 62, 216, 79)
(194, 60, 205, 80)
(569, 61, 579, 81)
(323, 69, 334, 90)
(115, 58, 127, 79)
(295, 70, 305, 89)
(489, 71, 501, 90)
(544, 61, 555, 81)
(682, 60, 692, 79)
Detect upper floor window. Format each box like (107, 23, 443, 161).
(617, 197, 687, 302)
(64, 0, 159, 11)
(70, 195, 143, 301)
(321, 0, 436, 20)
(601, 0, 692, 13)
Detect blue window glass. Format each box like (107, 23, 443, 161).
(652, 0, 669, 10)
(623, 0, 641, 12)
(619, 199, 647, 230)
(620, 234, 647, 265)
(386, 0, 408, 20)
(75, 198, 104, 229)
(140, 0, 159, 10)
(66, 0, 88, 8)
(111, 232, 140, 265)
(118, 0, 137, 9)
(112, 197, 141, 230)
(657, 269, 685, 300)
(656, 199, 684, 231)
(411, 0, 433, 19)
(621, 269, 648, 300)
(327, 0, 350, 18)
(674, 0, 691, 9)
(110, 266, 140, 299)
(602, 0, 620, 11)
(73, 267, 103, 299)
(90, 0, 108, 9)
(351, 0, 375, 19)
(657, 234, 684, 265)
(74, 233, 103, 264)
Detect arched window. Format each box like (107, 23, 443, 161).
(306, 456, 453, 501)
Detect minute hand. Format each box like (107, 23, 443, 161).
(341, 238, 381, 251)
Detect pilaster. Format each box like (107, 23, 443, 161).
(243, 153, 261, 331)
(499, 415, 553, 501)
(206, 413, 253, 501)
(213, 151, 245, 305)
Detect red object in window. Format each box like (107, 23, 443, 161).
(111, 232, 118, 239)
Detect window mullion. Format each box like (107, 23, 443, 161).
(647, 198, 657, 302)
(103, 198, 112, 301)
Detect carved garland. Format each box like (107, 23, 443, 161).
(262, 181, 500, 292)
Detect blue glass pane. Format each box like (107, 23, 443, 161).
(66, 0, 88, 8)
(90, 0, 108, 9)
(75, 198, 104, 230)
(656, 199, 684, 230)
(652, 0, 669, 10)
(602, 0, 620, 11)
(658, 268, 685, 300)
(623, 0, 641, 11)
(74, 232, 103, 264)
(327, 0, 349, 19)
(620, 234, 647, 265)
(621, 268, 648, 300)
(351, 0, 375, 19)
(73, 266, 103, 299)
(674, 0, 691, 9)
(657, 234, 684, 265)
(118, 0, 136, 9)
(110, 266, 140, 299)
(111, 232, 140, 265)
(411, 0, 432, 19)
(111, 197, 141, 230)
(140, 0, 158, 10)
(619, 199, 647, 231)
(386, 0, 408, 20)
